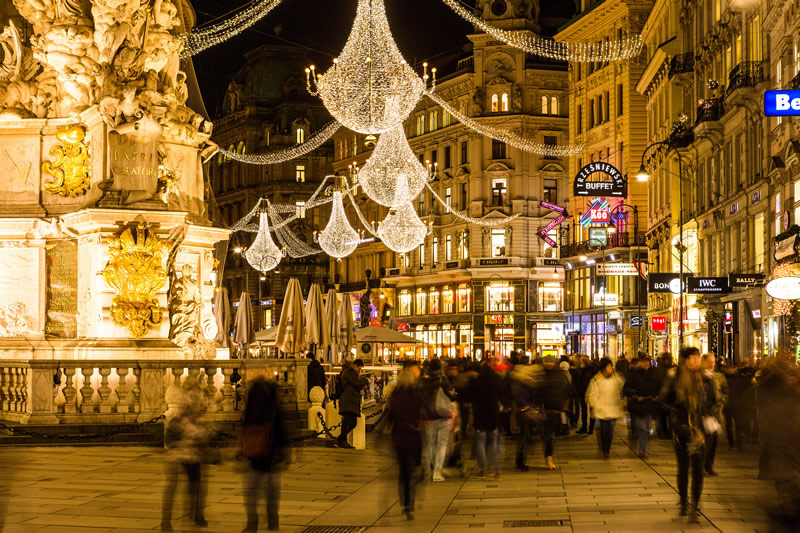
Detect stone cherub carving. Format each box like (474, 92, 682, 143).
(168, 263, 202, 348)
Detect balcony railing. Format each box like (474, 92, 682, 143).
(669, 128, 694, 148)
(668, 53, 694, 78)
(695, 97, 724, 124)
(792, 71, 800, 90)
(726, 61, 765, 95)
(559, 231, 647, 259)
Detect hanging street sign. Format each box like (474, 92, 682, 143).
(648, 273, 684, 294)
(764, 90, 800, 116)
(573, 162, 627, 198)
(687, 276, 732, 294)
(597, 263, 639, 276)
(630, 314, 644, 328)
(729, 273, 765, 287)
(651, 316, 667, 331)
(538, 201, 568, 247)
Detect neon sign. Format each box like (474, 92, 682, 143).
(579, 199, 619, 227)
(538, 201, 568, 247)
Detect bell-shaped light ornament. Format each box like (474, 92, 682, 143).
(245, 213, 283, 272)
(310, 0, 424, 134)
(377, 200, 428, 253)
(358, 125, 430, 207)
(318, 191, 359, 258)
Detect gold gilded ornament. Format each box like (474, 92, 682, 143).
(42, 125, 92, 197)
(102, 222, 169, 338)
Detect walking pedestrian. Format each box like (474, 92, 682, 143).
(623, 356, 663, 458)
(240, 372, 288, 532)
(586, 358, 624, 458)
(337, 359, 369, 449)
(540, 356, 571, 469)
(307, 351, 327, 397)
(702, 353, 727, 476)
(655, 353, 675, 439)
(615, 353, 631, 379)
(386, 365, 423, 520)
(661, 347, 719, 521)
(725, 363, 756, 451)
(576, 356, 597, 434)
(417, 358, 456, 481)
(468, 360, 503, 478)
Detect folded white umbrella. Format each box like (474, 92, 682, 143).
(275, 278, 305, 355)
(338, 293, 356, 361)
(232, 291, 254, 354)
(325, 288, 340, 362)
(213, 287, 231, 347)
(305, 283, 331, 356)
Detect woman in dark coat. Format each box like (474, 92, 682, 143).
(387, 366, 423, 521)
(467, 361, 503, 477)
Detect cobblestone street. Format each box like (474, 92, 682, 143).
(0, 423, 774, 533)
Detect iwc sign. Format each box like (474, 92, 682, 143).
(573, 162, 627, 198)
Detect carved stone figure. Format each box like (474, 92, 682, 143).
(512, 84, 522, 112)
(472, 87, 484, 115)
(168, 263, 201, 348)
(42, 124, 91, 197)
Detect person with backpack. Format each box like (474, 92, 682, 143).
(336, 359, 369, 449)
(240, 371, 287, 532)
(417, 358, 456, 481)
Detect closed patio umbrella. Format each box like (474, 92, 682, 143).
(338, 294, 356, 361)
(232, 291, 254, 357)
(325, 288, 339, 362)
(213, 287, 231, 348)
(276, 278, 305, 356)
(305, 283, 330, 356)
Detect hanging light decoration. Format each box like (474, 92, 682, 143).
(216, 122, 341, 165)
(425, 183, 518, 226)
(438, 0, 642, 63)
(317, 190, 360, 258)
(377, 201, 429, 253)
(305, 0, 426, 134)
(245, 211, 284, 273)
(357, 125, 434, 207)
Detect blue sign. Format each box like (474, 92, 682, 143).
(765, 90, 800, 116)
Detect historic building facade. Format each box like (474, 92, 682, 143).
(209, 45, 333, 332)
(331, 0, 572, 360)
(555, 0, 651, 359)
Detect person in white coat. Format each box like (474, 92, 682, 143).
(586, 358, 625, 458)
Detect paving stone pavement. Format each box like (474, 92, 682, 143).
(0, 422, 776, 533)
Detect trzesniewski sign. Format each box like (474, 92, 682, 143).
(573, 162, 627, 198)
(765, 90, 800, 116)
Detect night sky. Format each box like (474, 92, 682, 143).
(190, 0, 574, 117)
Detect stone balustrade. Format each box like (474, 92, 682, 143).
(0, 359, 309, 425)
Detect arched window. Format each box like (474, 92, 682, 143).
(237, 141, 246, 154)
(551, 96, 559, 116)
(217, 152, 224, 166)
(541, 95, 549, 114)
(296, 128, 305, 144)
(225, 144, 235, 162)
(491, 94, 499, 112)
(501, 93, 509, 112)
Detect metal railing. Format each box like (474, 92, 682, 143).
(559, 231, 647, 259)
(726, 61, 765, 95)
(668, 53, 694, 78)
(695, 97, 724, 124)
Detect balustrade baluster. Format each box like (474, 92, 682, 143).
(63, 367, 77, 414)
(11, 368, 22, 412)
(18, 367, 28, 413)
(116, 368, 130, 414)
(131, 366, 141, 414)
(98, 367, 113, 414)
(203, 366, 219, 411)
(79, 368, 96, 414)
(221, 368, 235, 412)
(0, 368, 8, 411)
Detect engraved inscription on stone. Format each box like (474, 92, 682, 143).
(45, 240, 78, 337)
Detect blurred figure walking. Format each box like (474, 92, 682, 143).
(337, 359, 369, 449)
(702, 353, 727, 476)
(240, 372, 287, 532)
(576, 357, 597, 434)
(661, 347, 719, 521)
(540, 356, 571, 469)
(510, 360, 543, 471)
(387, 364, 423, 520)
(418, 358, 457, 482)
(467, 360, 503, 478)
(586, 358, 624, 459)
(624, 356, 663, 458)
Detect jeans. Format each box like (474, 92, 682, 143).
(423, 418, 451, 476)
(705, 430, 718, 471)
(474, 429, 499, 474)
(244, 467, 280, 530)
(597, 419, 616, 454)
(674, 437, 705, 507)
(339, 412, 358, 444)
(543, 413, 559, 457)
(162, 462, 205, 524)
(633, 415, 652, 455)
(395, 448, 418, 511)
(577, 396, 589, 430)
(516, 420, 532, 466)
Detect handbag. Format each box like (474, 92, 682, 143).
(434, 386, 456, 418)
(240, 422, 273, 460)
(519, 405, 547, 425)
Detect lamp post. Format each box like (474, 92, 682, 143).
(609, 203, 643, 352)
(637, 141, 685, 349)
(586, 238, 608, 358)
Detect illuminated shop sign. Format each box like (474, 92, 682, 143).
(651, 316, 667, 331)
(648, 273, 684, 294)
(597, 263, 639, 276)
(687, 276, 731, 294)
(573, 162, 627, 197)
(764, 90, 800, 116)
(538, 201, 568, 247)
(766, 277, 800, 300)
(593, 293, 619, 306)
(729, 274, 764, 287)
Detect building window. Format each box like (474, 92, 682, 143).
(237, 141, 246, 154)
(460, 183, 467, 208)
(577, 105, 583, 134)
(432, 236, 439, 266)
(430, 111, 438, 130)
(351, 135, 358, 156)
(442, 286, 454, 313)
(296, 128, 305, 144)
(415, 288, 427, 315)
(491, 94, 499, 112)
(604, 91, 610, 122)
(399, 252, 409, 267)
(541, 95, 548, 114)
(598, 94, 604, 123)
(461, 141, 468, 164)
(428, 288, 440, 314)
(617, 83, 624, 116)
(491, 178, 507, 207)
(430, 149, 437, 166)
(444, 146, 451, 169)
(295, 164, 306, 182)
(550, 96, 559, 115)
(399, 290, 411, 316)
(776, 192, 782, 236)
(589, 101, 595, 128)
(755, 214, 764, 268)
(543, 179, 557, 204)
(416, 115, 425, 136)
(418, 195, 424, 213)
(543, 136, 558, 160)
(419, 241, 425, 267)
(538, 282, 563, 312)
(501, 93, 509, 112)
(461, 230, 469, 259)
(491, 228, 506, 257)
(445, 187, 452, 208)
(486, 282, 513, 312)
(443, 109, 451, 127)
(456, 283, 471, 312)
(491, 139, 507, 159)
(445, 234, 452, 260)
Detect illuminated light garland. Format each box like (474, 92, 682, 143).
(245, 212, 284, 273)
(377, 202, 429, 253)
(216, 122, 341, 165)
(425, 183, 519, 226)
(179, 0, 283, 58)
(345, 188, 380, 237)
(317, 191, 360, 258)
(268, 210, 322, 258)
(425, 90, 585, 157)
(305, 0, 426, 134)
(439, 0, 643, 63)
(357, 125, 434, 207)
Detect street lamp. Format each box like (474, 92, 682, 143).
(638, 140, 685, 349)
(587, 237, 610, 358)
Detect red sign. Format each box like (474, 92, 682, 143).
(651, 316, 667, 331)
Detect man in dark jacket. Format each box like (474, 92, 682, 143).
(307, 352, 327, 398)
(538, 356, 570, 469)
(655, 353, 675, 438)
(417, 358, 456, 481)
(576, 357, 597, 434)
(615, 353, 631, 379)
(337, 359, 369, 449)
(467, 362, 503, 477)
(725, 365, 756, 451)
(623, 356, 663, 457)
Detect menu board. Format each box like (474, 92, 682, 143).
(45, 240, 78, 337)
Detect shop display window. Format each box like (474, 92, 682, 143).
(428, 287, 440, 314)
(399, 290, 411, 316)
(486, 283, 514, 312)
(457, 283, 472, 312)
(442, 286, 454, 313)
(415, 289, 426, 316)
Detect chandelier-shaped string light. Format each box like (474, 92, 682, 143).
(425, 183, 518, 225)
(216, 122, 341, 165)
(179, 0, 283, 58)
(439, 0, 643, 63)
(357, 125, 435, 207)
(268, 210, 322, 258)
(426, 90, 585, 157)
(376, 179, 429, 253)
(316, 189, 360, 258)
(305, 0, 427, 134)
(245, 210, 284, 273)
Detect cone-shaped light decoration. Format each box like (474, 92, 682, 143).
(307, 0, 424, 134)
(318, 191, 360, 258)
(377, 199, 428, 253)
(245, 213, 283, 272)
(358, 125, 431, 207)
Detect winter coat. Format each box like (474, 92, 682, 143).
(417, 369, 456, 420)
(577, 363, 598, 395)
(509, 363, 543, 411)
(586, 373, 625, 420)
(467, 366, 503, 431)
(339, 363, 369, 415)
(538, 367, 571, 412)
(242, 379, 288, 471)
(307, 358, 327, 395)
(615, 358, 630, 378)
(706, 369, 729, 417)
(660, 367, 718, 448)
(387, 384, 423, 452)
(726, 368, 756, 413)
(623, 367, 663, 416)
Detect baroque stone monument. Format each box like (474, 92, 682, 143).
(0, 0, 229, 360)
